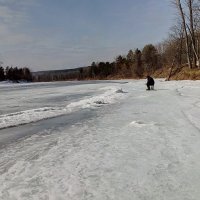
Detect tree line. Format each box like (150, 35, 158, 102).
(0, 66, 32, 82)
(33, 44, 161, 82)
(86, 45, 161, 80)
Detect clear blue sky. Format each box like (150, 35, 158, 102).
(0, 0, 174, 71)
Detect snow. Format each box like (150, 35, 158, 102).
(0, 86, 125, 129)
(0, 79, 200, 200)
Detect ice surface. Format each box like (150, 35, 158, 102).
(0, 83, 125, 129)
(0, 79, 200, 200)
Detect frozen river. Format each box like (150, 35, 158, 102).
(0, 79, 200, 200)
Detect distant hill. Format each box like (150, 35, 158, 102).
(32, 66, 90, 82)
(32, 68, 80, 76)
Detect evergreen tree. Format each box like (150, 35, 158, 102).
(0, 67, 5, 81)
(127, 50, 134, 63)
(134, 48, 143, 77)
(142, 44, 158, 72)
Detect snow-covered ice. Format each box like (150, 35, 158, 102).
(0, 85, 124, 129)
(0, 79, 200, 200)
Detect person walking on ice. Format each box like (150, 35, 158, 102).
(146, 75, 155, 90)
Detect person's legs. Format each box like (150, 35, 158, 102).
(147, 84, 150, 90)
(150, 85, 154, 90)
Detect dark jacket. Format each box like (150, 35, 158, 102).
(147, 76, 154, 86)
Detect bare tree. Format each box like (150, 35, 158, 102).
(173, 0, 200, 68)
(175, 0, 192, 68)
(187, 0, 200, 67)
(169, 22, 185, 67)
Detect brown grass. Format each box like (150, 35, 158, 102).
(153, 66, 200, 80)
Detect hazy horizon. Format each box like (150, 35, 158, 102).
(0, 0, 174, 71)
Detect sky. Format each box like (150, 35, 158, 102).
(0, 0, 175, 71)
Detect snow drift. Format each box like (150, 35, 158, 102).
(0, 87, 125, 129)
